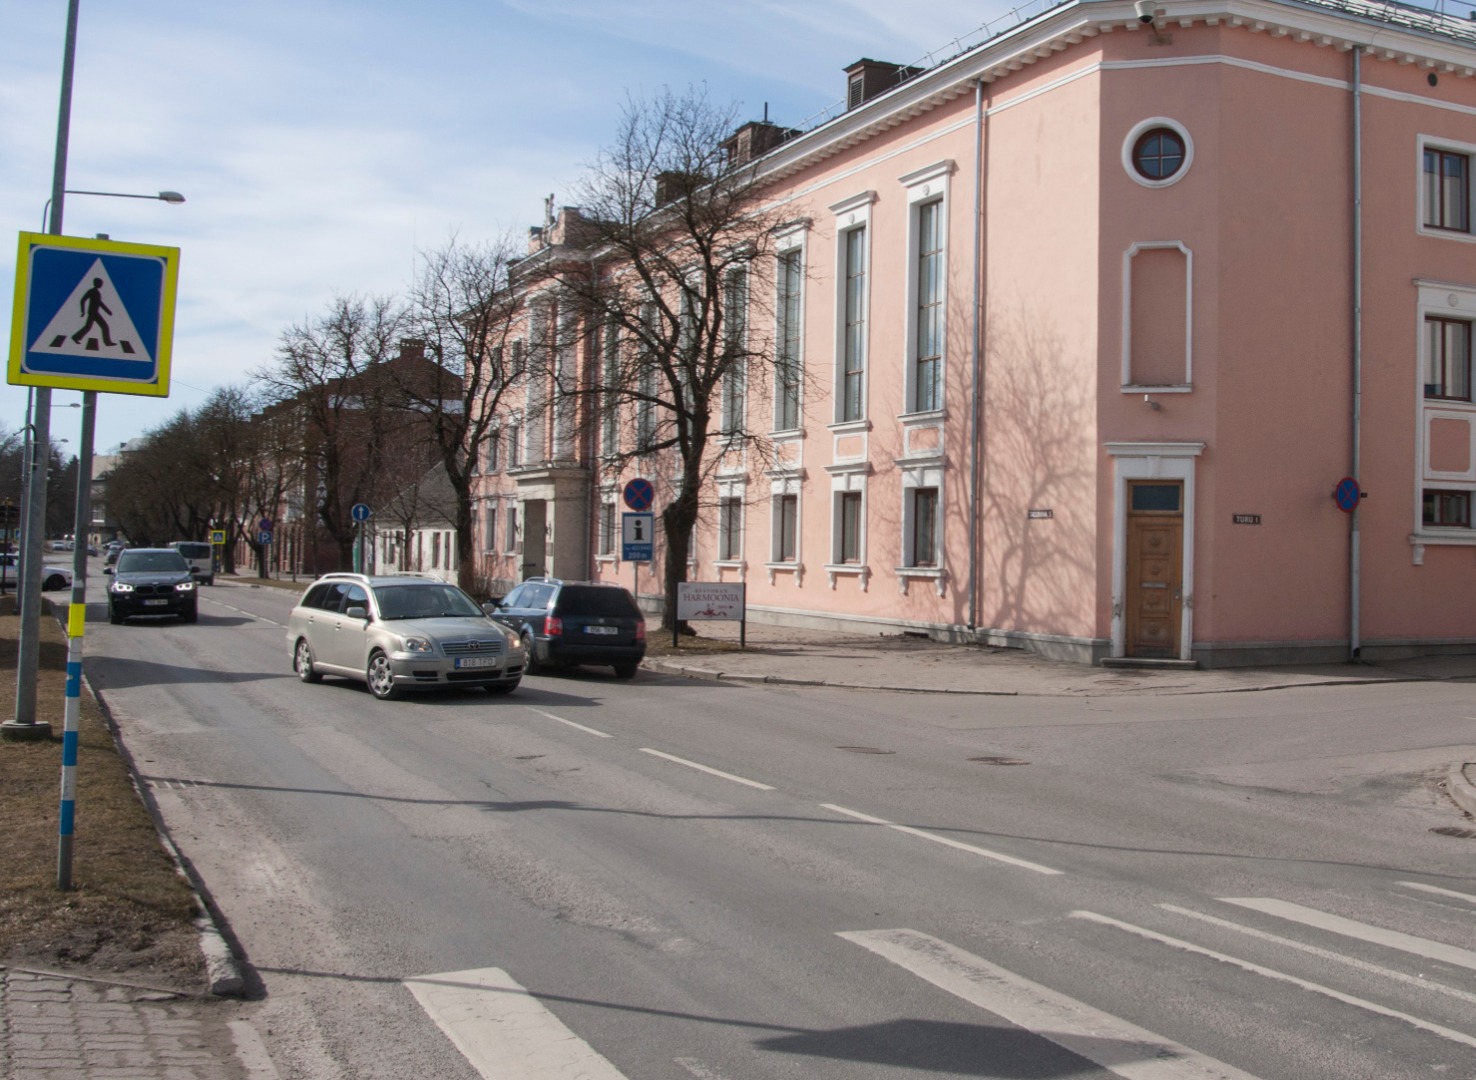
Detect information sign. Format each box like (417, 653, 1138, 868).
(676, 582, 746, 622)
(622, 512, 654, 562)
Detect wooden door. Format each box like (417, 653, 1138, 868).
(1125, 481, 1183, 658)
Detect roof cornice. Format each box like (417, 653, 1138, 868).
(756, 0, 1476, 183)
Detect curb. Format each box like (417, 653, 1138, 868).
(1448, 762, 1476, 819)
(82, 668, 248, 998)
(645, 659, 1025, 695)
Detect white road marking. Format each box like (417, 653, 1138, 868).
(1158, 903, 1476, 1006)
(674, 1058, 733, 1079)
(524, 706, 613, 738)
(1074, 910, 1476, 1051)
(639, 748, 774, 789)
(821, 803, 1062, 875)
(1219, 897, 1476, 972)
(404, 967, 629, 1079)
(841, 928, 1263, 1079)
(1398, 881, 1476, 906)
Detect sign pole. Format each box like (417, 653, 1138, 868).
(57, 390, 95, 888)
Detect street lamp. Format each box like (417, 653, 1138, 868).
(41, 189, 186, 232)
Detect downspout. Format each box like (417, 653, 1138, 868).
(967, 78, 987, 632)
(1350, 49, 1363, 661)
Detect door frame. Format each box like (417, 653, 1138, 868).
(1106, 441, 1203, 660)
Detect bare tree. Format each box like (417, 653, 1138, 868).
(394, 237, 526, 594)
(255, 294, 421, 569)
(546, 86, 791, 628)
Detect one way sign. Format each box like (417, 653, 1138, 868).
(7, 232, 179, 397)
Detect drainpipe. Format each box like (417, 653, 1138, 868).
(966, 78, 986, 632)
(1350, 49, 1363, 661)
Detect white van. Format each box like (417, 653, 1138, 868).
(169, 541, 215, 585)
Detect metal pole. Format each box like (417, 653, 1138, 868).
(5, 0, 79, 742)
(1349, 49, 1363, 663)
(58, 392, 95, 888)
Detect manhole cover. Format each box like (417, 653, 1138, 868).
(837, 746, 895, 755)
(1430, 826, 1476, 839)
(969, 756, 1030, 766)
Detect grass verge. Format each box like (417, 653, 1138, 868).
(0, 602, 203, 986)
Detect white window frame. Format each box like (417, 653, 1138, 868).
(901, 161, 952, 415)
(721, 265, 749, 436)
(830, 191, 874, 426)
(897, 460, 946, 596)
(1417, 134, 1476, 242)
(1412, 280, 1476, 560)
(505, 501, 520, 555)
(597, 492, 618, 561)
(766, 468, 805, 586)
(483, 502, 498, 554)
(715, 478, 746, 571)
(774, 227, 807, 433)
(825, 462, 870, 590)
(1121, 241, 1193, 392)
(1122, 117, 1194, 190)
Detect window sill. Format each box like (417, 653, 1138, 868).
(1409, 529, 1476, 563)
(1417, 225, 1476, 245)
(895, 566, 946, 597)
(899, 408, 946, 423)
(770, 427, 806, 441)
(828, 419, 871, 434)
(765, 560, 804, 586)
(824, 563, 870, 591)
(713, 559, 746, 577)
(595, 554, 618, 564)
(1122, 384, 1191, 394)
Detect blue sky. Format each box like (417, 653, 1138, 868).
(1, 0, 1031, 454)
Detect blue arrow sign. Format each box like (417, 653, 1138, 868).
(351, 503, 372, 523)
(8, 232, 180, 397)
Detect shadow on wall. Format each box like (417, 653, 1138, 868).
(980, 307, 1097, 638)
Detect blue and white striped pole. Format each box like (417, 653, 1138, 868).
(57, 602, 85, 888)
(57, 391, 96, 891)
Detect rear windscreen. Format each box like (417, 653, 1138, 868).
(175, 544, 211, 559)
(556, 587, 639, 616)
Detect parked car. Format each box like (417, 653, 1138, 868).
(286, 572, 524, 700)
(105, 548, 197, 624)
(0, 552, 72, 591)
(488, 578, 645, 678)
(168, 540, 215, 585)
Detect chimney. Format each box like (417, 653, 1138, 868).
(655, 170, 703, 206)
(844, 58, 924, 110)
(397, 339, 426, 362)
(722, 120, 800, 165)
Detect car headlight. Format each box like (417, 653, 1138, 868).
(509, 634, 525, 651)
(401, 636, 434, 653)
(175, 580, 196, 592)
(109, 582, 134, 593)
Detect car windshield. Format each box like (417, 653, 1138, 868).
(373, 583, 484, 620)
(117, 551, 188, 573)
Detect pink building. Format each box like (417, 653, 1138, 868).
(473, 0, 1476, 667)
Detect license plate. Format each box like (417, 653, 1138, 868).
(455, 656, 498, 669)
(143, 599, 169, 607)
(585, 626, 618, 635)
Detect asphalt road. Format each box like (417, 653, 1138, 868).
(81, 575, 1476, 1079)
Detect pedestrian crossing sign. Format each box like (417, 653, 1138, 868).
(8, 232, 179, 397)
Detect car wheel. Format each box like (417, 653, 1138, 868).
(294, 639, 322, 683)
(520, 631, 542, 672)
(108, 605, 123, 626)
(366, 650, 401, 700)
(42, 574, 67, 591)
(179, 605, 198, 624)
(613, 662, 639, 680)
(486, 680, 520, 695)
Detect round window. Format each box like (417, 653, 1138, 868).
(1132, 127, 1185, 181)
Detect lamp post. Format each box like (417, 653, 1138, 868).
(41, 189, 186, 232)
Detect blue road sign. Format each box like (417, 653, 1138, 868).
(351, 503, 372, 523)
(1333, 476, 1361, 513)
(258, 530, 273, 546)
(8, 232, 179, 397)
(622, 512, 654, 562)
(623, 477, 655, 512)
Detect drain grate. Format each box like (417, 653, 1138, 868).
(969, 756, 1030, 766)
(837, 746, 895, 755)
(1430, 826, 1476, 839)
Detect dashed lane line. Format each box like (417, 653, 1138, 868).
(821, 803, 1063, 876)
(638, 748, 775, 790)
(1398, 881, 1476, 907)
(524, 706, 614, 738)
(1219, 897, 1476, 973)
(1073, 910, 1476, 1051)
(841, 927, 1263, 1079)
(1158, 903, 1476, 1006)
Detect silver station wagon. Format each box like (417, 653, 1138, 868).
(286, 572, 524, 700)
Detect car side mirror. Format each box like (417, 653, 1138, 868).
(103, 566, 113, 575)
(482, 602, 499, 617)
(188, 566, 200, 576)
(345, 605, 368, 620)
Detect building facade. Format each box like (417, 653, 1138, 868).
(472, 0, 1476, 666)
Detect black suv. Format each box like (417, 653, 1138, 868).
(489, 579, 645, 678)
(106, 548, 197, 624)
